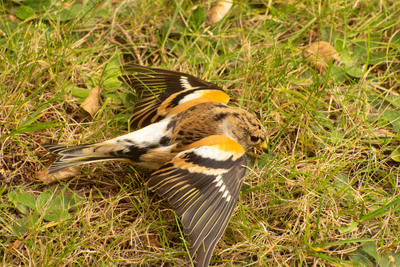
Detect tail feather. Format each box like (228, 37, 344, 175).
(42, 143, 128, 174)
(43, 144, 92, 156)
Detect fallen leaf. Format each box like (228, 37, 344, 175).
(206, 0, 233, 25)
(305, 41, 339, 72)
(34, 168, 80, 184)
(80, 86, 100, 116)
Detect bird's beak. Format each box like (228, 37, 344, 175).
(262, 140, 267, 150)
(257, 140, 268, 152)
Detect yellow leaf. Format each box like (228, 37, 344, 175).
(80, 86, 100, 116)
(34, 168, 80, 184)
(206, 0, 233, 25)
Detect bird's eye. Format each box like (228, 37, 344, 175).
(250, 135, 259, 143)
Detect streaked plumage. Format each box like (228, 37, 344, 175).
(43, 64, 267, 267)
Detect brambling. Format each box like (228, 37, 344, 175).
(44, 64, 267, 267)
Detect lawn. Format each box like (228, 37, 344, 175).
(1, 0, 400, 266)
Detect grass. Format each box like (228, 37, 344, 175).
(1, 0, 400, 266)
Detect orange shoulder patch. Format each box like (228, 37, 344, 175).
(200, 90, 230, 104)
(183, 135, 245, 159)
(163, 90, 230, 117)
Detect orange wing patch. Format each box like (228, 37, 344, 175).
(120, 64, 230, 129)
(147, 135, 247, 266)
(183, 135, 245, 160)
(166, 90, 230, 117)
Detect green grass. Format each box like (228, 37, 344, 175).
(1, 0, 400, 266)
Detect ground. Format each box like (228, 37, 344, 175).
(1, 0, 400, 266)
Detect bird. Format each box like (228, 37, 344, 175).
(43, 64, 267, 267)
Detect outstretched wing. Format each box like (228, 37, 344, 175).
(147, 135, 247, 267)
(120, 64, 230, 129)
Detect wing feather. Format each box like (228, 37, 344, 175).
(120, 64, 230, 129)
(147, 136, 247, 267)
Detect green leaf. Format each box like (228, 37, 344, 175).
(15, 6, 36, 20)
(335, 39, 353, 65)
(46, 8, 74, 22)
(337, 221, 359, 234)
(382, 108, 400, 133)
(71, 87, 90, 101)
(125, 92, 137, 108)
(103, 55, 122, 89)
(331, 173, 355, 206)
(314, 111, 334, 130)
(256, 152, 274, 168)
(62, 193, 83, 210)
(352, 42, 367, 61)
(36, 190, 53, 211)
(164, 39, 186, 55)
(320, 25, 337, 43)
(390, 147, 400, 162)
(329, 65, 347, 82)
(350, 246, 375, 266)
(24, 0, 52, 12)
(69, 4, 86, 17)
(368, 51, 389, 65)
(160, 21, 185, 37)
(350, 242, 400, 267)
(18, 101, 55, 129)
(368, 32, 382, 50)
(333, 173, 348, 189)
(345, 65, 364, 78)
(241, 183, 251, 194)
(391, 31, 400, 47)
(42, 194, 70, 221)
(361, 241, 379, 260)
(383, 95, 400, 110)
(329, 130, 343, 145)
(58, 9, 74, 21)
(12, 214, 39, 236)
(36, 189, 82, 222)
(8, 192, 36, 215)
(385, 253, 400, 266)
(44, 4, 90, 21)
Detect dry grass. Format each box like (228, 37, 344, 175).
(1, 0, 400, 266)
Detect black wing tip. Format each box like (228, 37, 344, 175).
(121, 63, 173, 77)
(46, 161, 80, 174)
(41, 143, 65, 154)
(46, 164, 63, 174)
(121, 62, 224, 90)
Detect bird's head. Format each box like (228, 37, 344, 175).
(220, 108, 267, 150)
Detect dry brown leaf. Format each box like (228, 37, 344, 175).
(80, 86, 100, 116)
(305, 41, 339, 72)
(206, 0, 233, 25)
(34, 168, 80, 184)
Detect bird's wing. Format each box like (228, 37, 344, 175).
(147, 135, 247, 267)
(120, 64, 230, 129)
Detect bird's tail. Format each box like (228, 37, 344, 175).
(43, 142, 130, 174)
